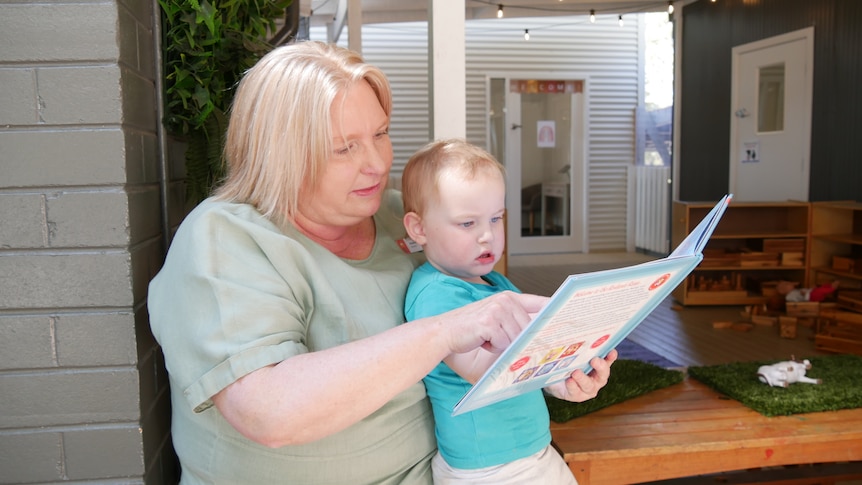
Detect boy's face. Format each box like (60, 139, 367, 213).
(408, 167, 506, 284)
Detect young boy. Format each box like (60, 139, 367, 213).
(400, 139, 578, 484)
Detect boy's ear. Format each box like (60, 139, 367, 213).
(403, 212, 427, 245)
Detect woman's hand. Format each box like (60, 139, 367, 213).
(439, 291, 549, 355)
(544, 349, 617, 402)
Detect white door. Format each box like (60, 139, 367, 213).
(729, 27, 814, 202)
(488, 76, 587, 255)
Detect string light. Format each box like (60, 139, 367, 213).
(480, 2, 680, 35)
(481, 1, 684, 21)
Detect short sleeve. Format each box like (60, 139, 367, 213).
(406, 282, 476, 321)
(405, 266, 520, 322)
(148, 201, 315, 412)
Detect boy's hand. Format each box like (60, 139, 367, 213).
(544, 349, 617, 402)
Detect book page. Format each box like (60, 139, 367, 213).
(452, 255, 697, 415)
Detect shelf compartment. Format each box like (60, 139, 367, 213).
(673, 200, 810, 306)
(809, 201, 862, 291)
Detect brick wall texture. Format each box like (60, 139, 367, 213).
(0, 0, 177, 482)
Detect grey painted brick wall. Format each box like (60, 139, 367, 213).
(0, 0, 176, 482)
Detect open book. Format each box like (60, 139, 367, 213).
(452, 194, 732, 416)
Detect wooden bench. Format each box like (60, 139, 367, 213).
(550, 377, 862, 484)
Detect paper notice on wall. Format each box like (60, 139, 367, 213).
(537, 120, 556, 148)
(741, 141, 760, 163)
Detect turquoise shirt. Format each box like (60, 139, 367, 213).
(148, 190, 435, 484)
(404, 262, 551, 469)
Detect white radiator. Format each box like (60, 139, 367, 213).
(634, 166, 671, 254)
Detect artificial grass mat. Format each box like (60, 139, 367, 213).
(687, 354, 862, 417)
(545, 359, 684, 423)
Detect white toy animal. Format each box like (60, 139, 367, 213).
(757, 358, 822, 388)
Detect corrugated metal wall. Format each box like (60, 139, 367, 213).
(311, 15, 642, 251)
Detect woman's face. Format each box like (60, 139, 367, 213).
(299, 80, 393, 227)
(299, 81, 393, 226)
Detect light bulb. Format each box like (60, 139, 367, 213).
(618, 15, 623, 27)
(524, 29, 530, 40)
(668, 1, 674, 14)
(497, 5, 503, 18)
(589, 9, 595, 23)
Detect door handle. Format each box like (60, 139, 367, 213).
(511, 123, 522, 130)
(734, 108, 750, 118)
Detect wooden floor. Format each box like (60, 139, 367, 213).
(507, 254, 830, 367)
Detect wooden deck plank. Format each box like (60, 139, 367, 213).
(555, 422, 862, 457)
(569, 438, 862, 485)
(553, 409, 862, 437)
(552, 379, 862, 484)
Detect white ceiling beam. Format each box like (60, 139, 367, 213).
(307, 0, 694, 27)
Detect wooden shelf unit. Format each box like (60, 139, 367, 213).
(808, 202, 862, 354)
(808, 201, 862, 290)
(672, 200, 810, 306)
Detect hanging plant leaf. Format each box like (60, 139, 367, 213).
(159, 0, 293, 204)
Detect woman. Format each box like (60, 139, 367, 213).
(148, 41, 615, 484)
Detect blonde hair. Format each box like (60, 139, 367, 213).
(214, 41, 392, 225)
(402, 138, 506, 216)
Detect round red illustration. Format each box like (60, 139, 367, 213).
(649, 273, 671, 291)
(591, 334, 610, 348)
(510, 356, 531, 372)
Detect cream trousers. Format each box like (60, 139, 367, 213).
(430, 444, 577, 485)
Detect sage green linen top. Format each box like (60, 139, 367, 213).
(148, 190, 434, 484)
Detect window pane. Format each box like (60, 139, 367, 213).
(758, 63, 785, 132)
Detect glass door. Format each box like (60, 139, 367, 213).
(489, 76, 586, 255)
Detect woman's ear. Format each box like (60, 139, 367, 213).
(403, 211, 427, 245)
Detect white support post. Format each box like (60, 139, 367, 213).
(428, 0, 466, 140)
(347, 0, 362, 53)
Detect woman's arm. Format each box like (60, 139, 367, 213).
(212, 291, 548, 447)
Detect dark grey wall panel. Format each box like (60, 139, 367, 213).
(679, 0, 862, 202)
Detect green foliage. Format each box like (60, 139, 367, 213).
(159, 0, 292, 203)
(688, 354, 862, 417)
(545, 360, 684, 422)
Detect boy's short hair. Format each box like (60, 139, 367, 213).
(402, 138, 506, 216)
